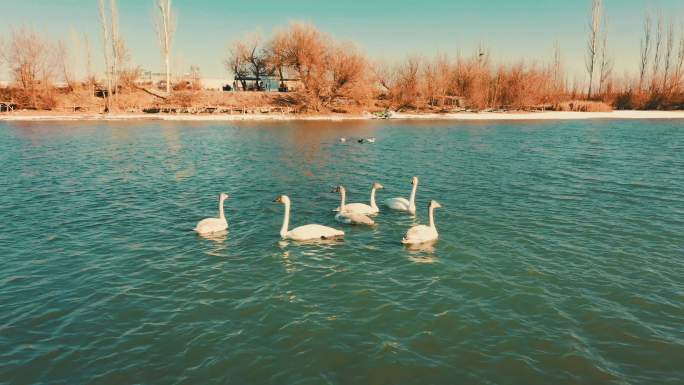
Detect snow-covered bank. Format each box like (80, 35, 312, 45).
(3, 110, 684, 122)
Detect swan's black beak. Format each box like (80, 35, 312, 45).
(272, 197, 282, 203)
(330, 186, 340, 193)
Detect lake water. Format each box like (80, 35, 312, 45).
(0, 119, 682, 385)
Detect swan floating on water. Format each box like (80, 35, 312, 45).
(385, 176, 418, 215)
(339, 137, 347, 143)
(274, 195, 344, 241)
(333, 182, 383, 214)
(194, 193, 229, 234)
(402, 200, 442, 244)
(357, 137, 376, 143)
(332, 186, 375, 225)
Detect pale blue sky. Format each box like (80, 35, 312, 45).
(1, 0, 684, 81)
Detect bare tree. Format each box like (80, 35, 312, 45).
(55, 40, 75, 89)
(268, 29, 289, 89)
(98, 0, 113, 111)
(245, 33, 270, 90)
(585, 0, 602, 98)
(2, 27, 55, 107)
(327, 41, 371, 104)
(639, 13, 652, 91)
(154, 0, 175, 94)
(598, 25, 613, 96)
(371, 59, 393, 95)
(662, 19, 675, 92)
(275, 22, 329, 106)
(110, 0, 123, 102)
(392, 56, 421, 109)
(673, 23, 684, 93)
(552, 41, 563, 93)
(226, 32, 270, 91)
(651, 14, 664, 92)
(225, 41, 250, 90)
(98, 0, 129, 111)
(83, 32, 94, 84)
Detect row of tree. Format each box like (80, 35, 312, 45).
(0, 0, 175, 110)
(3, 1, 684, 111)
(226, 24, 372, 111)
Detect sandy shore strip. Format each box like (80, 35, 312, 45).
(2, 110, 684, 122)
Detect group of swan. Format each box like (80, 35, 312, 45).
(194, 177, 441, 245)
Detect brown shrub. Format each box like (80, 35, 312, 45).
(557, 100, 612, 112)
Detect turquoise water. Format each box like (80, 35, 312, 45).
(0, 119, 682, 385)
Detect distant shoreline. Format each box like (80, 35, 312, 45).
(3, 110, 684, 122)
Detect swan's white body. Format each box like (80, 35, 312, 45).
(333, 182, 383, 215)
(366, 137, 376, 143)
(195, 193, 229, 235)
(402, 200, 441, 244)
(275, 195, 344, 241)
(385, 176, 418, 215)
(333, 186, 375, 225)
(339, 137, 347, 143)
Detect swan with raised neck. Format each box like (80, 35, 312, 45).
(274, 195, 345, 240)
(332, 186, 375, 225)
(401, 200, 441, 244)
(194, 192, 229, 235)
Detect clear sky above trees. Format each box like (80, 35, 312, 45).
(1, 0, 684, 79)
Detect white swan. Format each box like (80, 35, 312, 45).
(332, 186, 374, 225)
(385, 176, 418, 215)
(194, 192, 229, 234)
(402, 200, 442, 244)
(333, 182, 383, 214)
(274, 195, 344, 241)
(339, 137, 347, 143)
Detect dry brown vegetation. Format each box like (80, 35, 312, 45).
(4, 3, 684, 114)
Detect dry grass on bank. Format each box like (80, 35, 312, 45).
(0, 87, 381, 115)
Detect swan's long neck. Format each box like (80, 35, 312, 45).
(339, 189, 346, 211)
(219, 197, 225, 219)
(280, 200, 290, 238)
(428, 204, 436, 229)
(370, 187, 378, 209)
(408, 182, 418, 212)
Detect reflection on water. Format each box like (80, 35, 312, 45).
(198, 230, 229, 257)
(405, 240, 438, 263)
(198, 230, 228, 243)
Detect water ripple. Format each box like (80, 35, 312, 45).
(0, 120, 682, 384)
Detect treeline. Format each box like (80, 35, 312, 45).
(0, 0, 171, 112)
(226, 23, 373, 111)
(224, 23, 579, 112)
(611, 10, 684, 109)
(3, 0, 684, 112)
